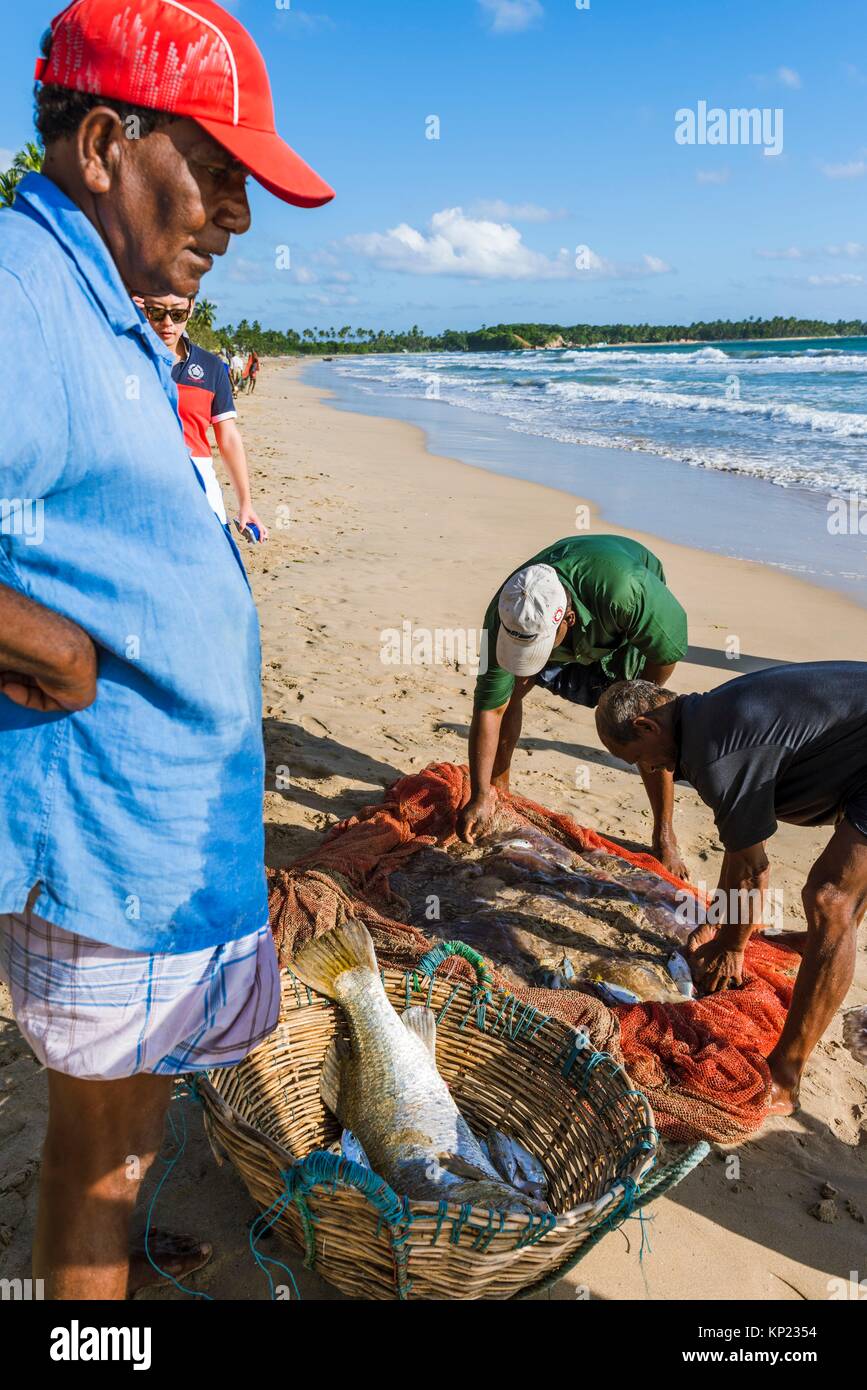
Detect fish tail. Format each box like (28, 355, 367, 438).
(292, 919, 378, 999)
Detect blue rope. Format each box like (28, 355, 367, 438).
(142, 1090, 213, 1301)
(248, 1192, 302, 1300)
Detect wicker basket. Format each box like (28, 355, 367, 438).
(196, 941, 709, 1300)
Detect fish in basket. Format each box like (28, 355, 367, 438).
(291, 921, 549, 1213)
(196, 930, 710, 1300)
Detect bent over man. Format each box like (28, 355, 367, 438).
(459, 535, 688, 875)
(595, 662, 867, 1115)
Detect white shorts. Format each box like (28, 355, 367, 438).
(0, 909, 280, 1080)
(191, 455, 229, 525)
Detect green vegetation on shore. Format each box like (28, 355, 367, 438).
(192, 315, 867, 357)
(2, 142, 863, 358)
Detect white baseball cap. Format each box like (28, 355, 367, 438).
(496, 564, 569, 676)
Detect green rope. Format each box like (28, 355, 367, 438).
(449, 1203, 473, 1246)
(514, 1141, 711, 1300)
(435, 983, 462, 1026)
(418, 940, 495, 992)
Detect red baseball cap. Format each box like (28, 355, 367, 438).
(35, 0, 334, 208)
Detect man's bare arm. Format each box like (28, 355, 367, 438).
(638, 660, 683, 873)
(0, 584, 98, 712)
(458, 704, 507, 842)
(688, 842, 770, 992)
(642, 660, 676, 686)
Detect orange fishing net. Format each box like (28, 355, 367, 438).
(268, 762, 800, 1144)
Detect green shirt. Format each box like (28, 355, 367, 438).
(474, 535, 688, 711)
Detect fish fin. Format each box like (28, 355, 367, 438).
(438, 1152, 492, 1181)
(320, 1038, 347, 1118)
(401, 1005, 437, 1057)
(292, 920, 378, 1000)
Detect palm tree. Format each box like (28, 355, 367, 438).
(194, 299, 217, 330)
(0, 141, 44, 209)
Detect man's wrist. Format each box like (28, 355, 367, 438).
(653, 824, 677, 847)
(717, 923, 752, 951)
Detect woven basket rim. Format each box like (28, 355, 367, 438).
(199, 961, 659, 1230)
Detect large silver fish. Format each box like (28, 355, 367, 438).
(292, 920, 549, 1213)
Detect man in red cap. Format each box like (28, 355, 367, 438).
(0, 0, 331, 1300)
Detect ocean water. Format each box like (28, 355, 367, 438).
(327, 338, 867, 499)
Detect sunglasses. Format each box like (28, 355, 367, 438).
(143, 304, 192, 324)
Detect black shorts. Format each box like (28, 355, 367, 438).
(534, 661, 615, 709)
(843, 788, 867, 839)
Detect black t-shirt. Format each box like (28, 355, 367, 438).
(674, 662, 867, 852)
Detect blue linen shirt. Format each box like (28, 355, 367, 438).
(0, 174, 268, 953)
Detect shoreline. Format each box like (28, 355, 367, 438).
(285, 333, 867, 355)
(303, 359, 867, 607)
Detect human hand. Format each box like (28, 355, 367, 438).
(689, 941, 745, 994)
(457, 790, 497, 844)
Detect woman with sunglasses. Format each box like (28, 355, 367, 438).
(137, 294, 268, 540)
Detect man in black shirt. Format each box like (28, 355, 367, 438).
(595, 662, 867, 1117)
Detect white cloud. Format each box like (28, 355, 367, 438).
(696, 168, 731, 185)
(824, 241, 867, 258)
(0, 147, 16, 172)
(471, 198, 568, 222)
(751, 66, 803, 90)
(305, 291, 360, 307)
(478, 0, 543, 34)
(642, 254, 671, 274)
(821, 160, 866, 179)
(757, 241, 867, 262)
(346, 207, 671, 282)
(225, 255, 318, 287)
(275, 9, 336, 34)
(756, 246, 804, 260)
(806, 273, 864, 287)
(347, 207, 573, 279)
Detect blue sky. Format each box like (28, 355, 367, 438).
(2, 0, 866, 332)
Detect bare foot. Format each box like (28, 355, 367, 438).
(765, 1078, 801, 1117)
(127, 1228, 213, 1297)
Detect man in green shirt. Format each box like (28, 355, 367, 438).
(458, 536, 689, 875)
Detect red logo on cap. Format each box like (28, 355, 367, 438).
(553, 607, 564, 623)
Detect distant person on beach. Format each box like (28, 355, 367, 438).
(244, 348, 260, 393)
(458, 536, 688, 876)
(138, 292, 268, 537)
(594, 662, 867, 1116)
(0, 0, 332, 1301)
(231, 346, 245, 391)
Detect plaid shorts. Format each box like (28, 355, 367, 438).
(0, 908, 280, 1080)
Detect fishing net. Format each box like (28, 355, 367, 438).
(268, 762, 800, 1144)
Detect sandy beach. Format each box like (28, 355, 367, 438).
(1, 358, 865, 1302)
